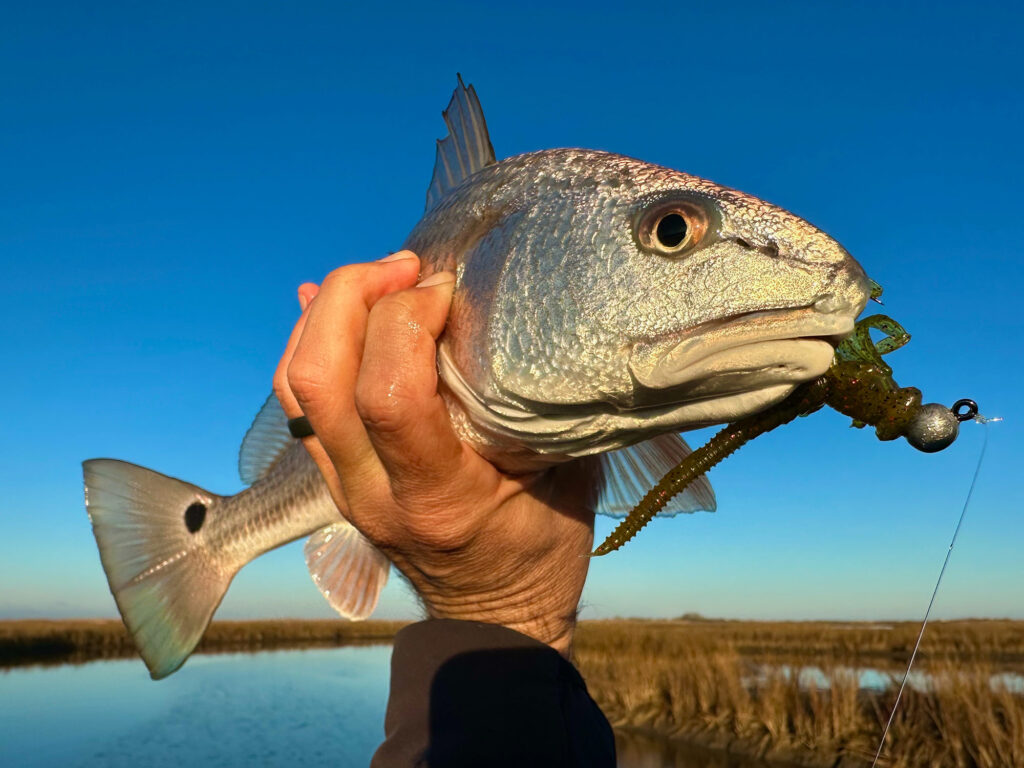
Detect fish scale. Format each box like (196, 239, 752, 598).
(212, 445, 336, 569)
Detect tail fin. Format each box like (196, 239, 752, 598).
(82, 459, 236, 679)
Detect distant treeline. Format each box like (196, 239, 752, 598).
(0, 619, 408, 668)
(588, 617, 1024, 665)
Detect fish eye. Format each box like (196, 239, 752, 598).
(635, 200, 710, 256)
(656, 214, 688, 248)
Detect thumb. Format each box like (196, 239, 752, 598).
(354, 272, 479, 502)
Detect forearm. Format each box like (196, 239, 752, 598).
(371, 620, 615, 768)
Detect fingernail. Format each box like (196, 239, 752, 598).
(297, 283, 319, 311)
(417, 272, 455, 288)
(378, 251, 417, 263)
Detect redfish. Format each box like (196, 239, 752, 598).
(84, 77, 869, 678)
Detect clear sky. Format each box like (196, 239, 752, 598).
(2, 1, 1021, 623)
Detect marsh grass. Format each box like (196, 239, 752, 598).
(574, 620, 1024, 768)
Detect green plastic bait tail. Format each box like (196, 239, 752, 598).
(591, 378, 831, 556)
(829, 314, 919, 437)
(834, 314, 910, 374)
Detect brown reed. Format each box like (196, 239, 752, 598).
(574, 620, 1024, 768)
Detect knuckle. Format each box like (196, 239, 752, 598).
(375, 291, 420, 324)
(371, 293, 436, 357)
(319, 264, 368, 297)
(287, 353, 330, 405)
(271, 369, 288, 401)
(354, 377, 411, 435)
(271, 376, 290, 409)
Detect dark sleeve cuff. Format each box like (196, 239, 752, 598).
(370, 619, 615, 768)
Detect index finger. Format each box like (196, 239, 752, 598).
(285, 253, 422, 501)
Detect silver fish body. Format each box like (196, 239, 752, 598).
(83, 79, 869, 679)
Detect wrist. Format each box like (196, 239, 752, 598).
(419, 589, 578, 657)
(432, 612, 577, 657)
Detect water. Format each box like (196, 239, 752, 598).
(0, 647, 392, 768)
(12, 650, 1015, 768)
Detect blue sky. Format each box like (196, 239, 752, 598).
(1, 1, 1021, 622)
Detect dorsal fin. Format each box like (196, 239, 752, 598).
(238, 393, 295, 485)
(425, 74, 497, 212)
(594, 434, 717, 518)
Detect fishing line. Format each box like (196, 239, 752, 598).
(869, 413, 1001, 768)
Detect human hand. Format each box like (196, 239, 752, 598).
(272, 252, 599, 656)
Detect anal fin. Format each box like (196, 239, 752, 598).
(304, 521, 390, 620)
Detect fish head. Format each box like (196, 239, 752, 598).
(416, 150, 870, 469)
(616, 165, 870, 412)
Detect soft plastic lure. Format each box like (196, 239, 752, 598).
(592, 312, 978, 556)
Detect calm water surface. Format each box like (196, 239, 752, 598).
(2, 647, 892, 768)
(0, 647, 391, 768)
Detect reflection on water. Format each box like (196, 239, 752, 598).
(0, 646, 391, 768)
(745, 663, 1024, 694)
(993, 671, 1024, 693)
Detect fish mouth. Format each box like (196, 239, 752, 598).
(629, 306, 855, 402)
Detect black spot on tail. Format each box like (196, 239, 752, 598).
(184, 502, 207, 533)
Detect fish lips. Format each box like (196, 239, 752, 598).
(629, 308, 854, 401)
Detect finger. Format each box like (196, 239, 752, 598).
(287, 253, 422, 496)
(355, 272, 470, 501)
(273, 283, 347, 506)
(273, 291, 315, 421)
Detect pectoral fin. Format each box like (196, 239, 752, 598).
(594, 433, 716, 518)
